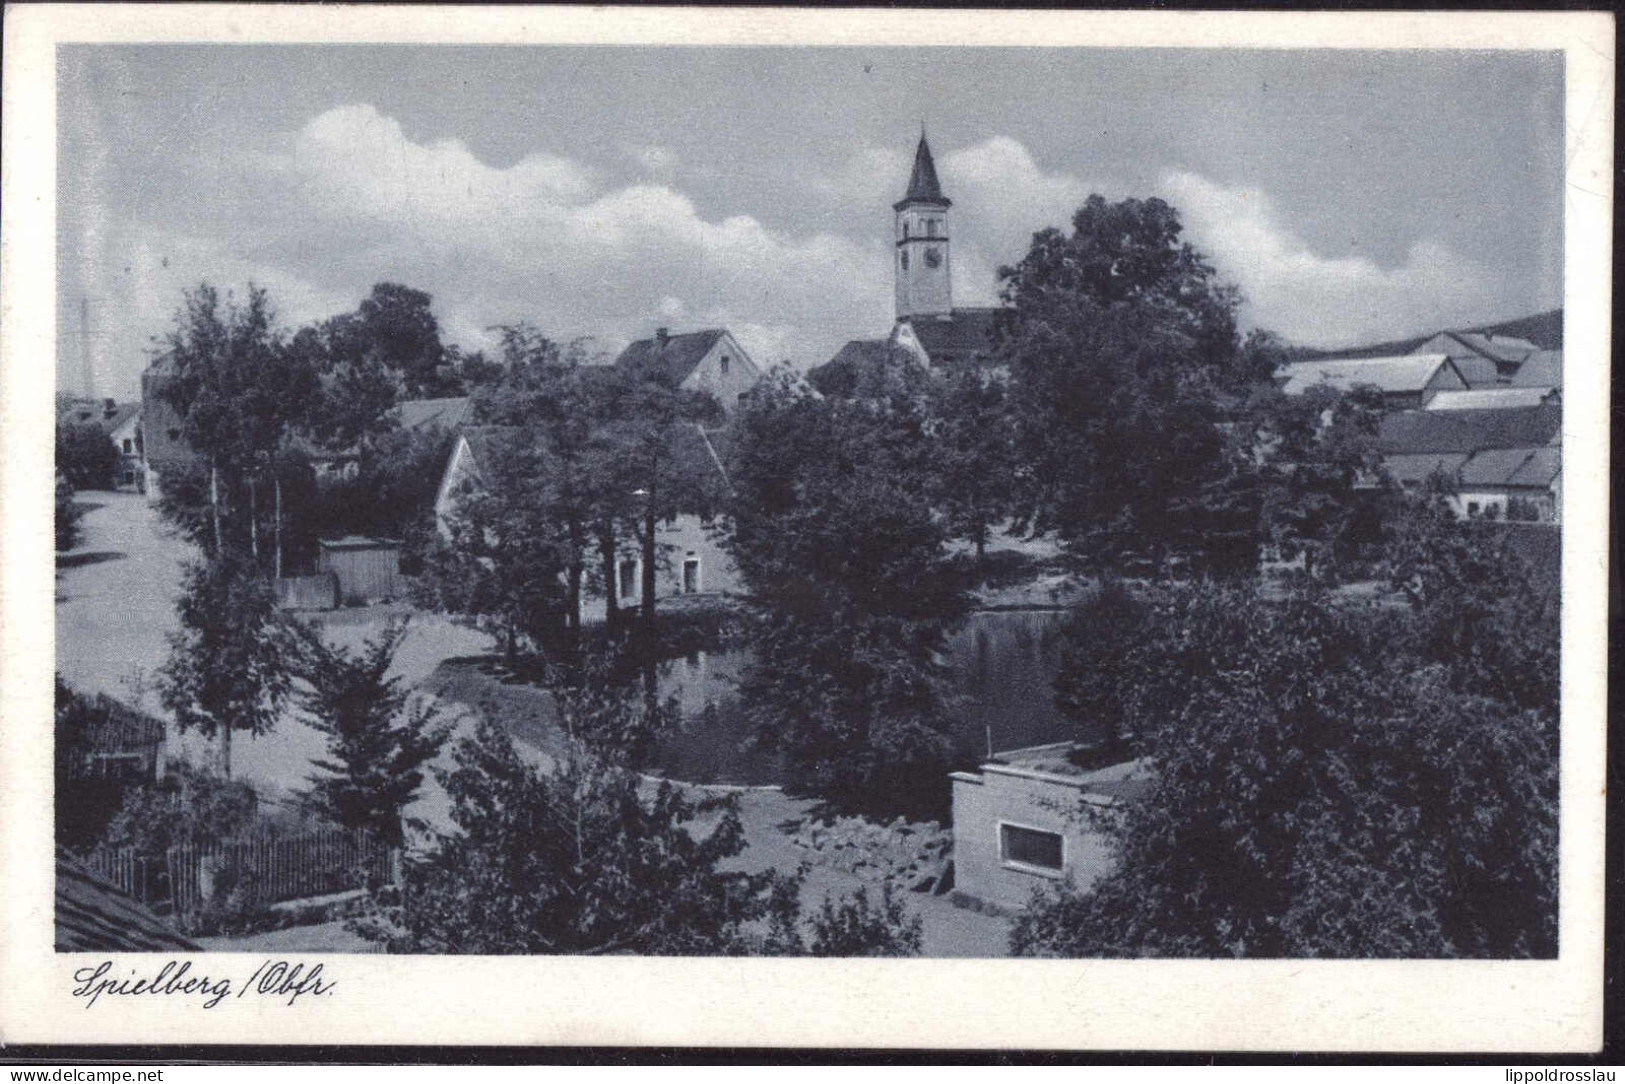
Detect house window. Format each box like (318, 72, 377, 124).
(618, 559, 638, 602)
(167, 428, 181, 441)
(926, 218, 937, 238)
(1000, 823, 1064, 874)
(122, 438, 133, 453)
(900, 250, 909, 271)
(1467, 501, 1481, 518)
(683, 555, 701, 594)
(720, 355, 730, 376)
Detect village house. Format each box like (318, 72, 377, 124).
(614, 328, 763, 414)
(60, 396, 145, 490)
(950, 743, 1151, 912)
(1274, 353, 1468, 411)
(1410, 329, 1543, 385)
(1375, 404, 1562, 523)
(138, 355, 194, 502)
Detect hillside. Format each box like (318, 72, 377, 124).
(1287, 308, 1562, 360)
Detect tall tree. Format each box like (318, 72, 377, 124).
(334, 283, 458, 399)
(293, 619, 452, 847)
(998, 195, 1253, 570)
(724, 370, 968, 818)
(155, 283, 318, 566)
(929, 366, 1017, 564)
(1011, 580, 1557, 959)
(158, 553, 298, 778)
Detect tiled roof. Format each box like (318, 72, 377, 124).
(396, 396, 473, 432)
(1510, 350, 1563, 389)
(1382, 452, 1470, 485)
(60, 399, 141, 435)
(908, 308, 1002, 364)
(56, 848, 198, 952)
(1425, 387, 1557, 411)
(615, 329, 726, 386)
(1448, 331, 1540, 366)
(1378, 404, 1562, 456)
(1459, 446, 1561, 489)
(896, 135, 950, 208)
(1505, 446, 1562, 488)
(1277, 354, 1457, 396)
(808, 339, 892, 398)
(1449, 354, 1503, 388)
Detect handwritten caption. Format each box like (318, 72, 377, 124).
(71, 959, 335, 1009)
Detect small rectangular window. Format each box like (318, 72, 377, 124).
(618, 559, 638, 601)
(683, 557, 700, 594)
(720, 355, 730, 375)
(122, 438, 134, 453)
(1000, 824, 1064, 872)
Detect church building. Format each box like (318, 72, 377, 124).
(811, 133, 1002, 396)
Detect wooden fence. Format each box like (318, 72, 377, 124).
(80, 848, 168, 907)
(85, 827, 395, 915)
(167, 828, 396, 914)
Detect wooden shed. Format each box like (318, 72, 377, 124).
(317, 536, 403, 604)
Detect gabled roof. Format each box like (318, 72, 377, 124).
(1444, 331, 1540, 366)
(1277, 354, 1458, 396)
(615, 329, 728, 386)
(56, 848, 199, 952)
(1510, 350, 1564, 389)
(60, 399, 141, 435)
(396, 396, 473, 432)
(1378, 404, 1562, 456)
(1425, 387, 1557, 412)
(1459, 446, 1561, 489)
(909, 308, 1002, 364)
(895, 134, 950, 209)
(1449, 354, 1503, 388)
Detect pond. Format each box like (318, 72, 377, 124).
(642, 609, 1094, 785)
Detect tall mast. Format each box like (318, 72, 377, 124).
(79, 295, 96, 398)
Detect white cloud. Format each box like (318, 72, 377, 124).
(1159, 170, 1517, 348)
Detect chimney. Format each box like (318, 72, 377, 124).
(103, 397, 117, 417)
(655, 327, 669, 350)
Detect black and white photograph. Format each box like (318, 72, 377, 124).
(2, 5, 1610, 1052)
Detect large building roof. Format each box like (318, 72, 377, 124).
(1378, 404, 1562, 455)
(1442, 331, 1541, 366)
(1382, 452, 1471, 486)
(908, 308, 1002, 365)
(1277, 354, 1458, 396)
(614, 329, 728, 387)
(1425, 387, 1557, 412)
(56, 848, 199, 952)
(895, 134, 950, 209)
(1459, 446, 1562, 489)
(1509, 349, 1564, 389)
(396, 396, 473, 432)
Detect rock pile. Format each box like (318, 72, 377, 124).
(786, 815, 952, 887)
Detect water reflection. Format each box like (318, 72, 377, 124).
(642, 609, 1086, 786)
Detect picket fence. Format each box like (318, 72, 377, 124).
(86, 827, 396, 915)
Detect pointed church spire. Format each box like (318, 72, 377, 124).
(896, 132, 951, 209)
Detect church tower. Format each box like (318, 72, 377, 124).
(894, 133, 953, 320)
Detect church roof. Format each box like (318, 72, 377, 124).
(615, 329, 728, 386)
(909, 308, 1002, 364)
(894, 135, 951, 210)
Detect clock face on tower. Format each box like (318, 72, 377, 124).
(924, 247, 942, 269)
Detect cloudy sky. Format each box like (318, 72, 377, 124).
(58, 45, 1564, 398)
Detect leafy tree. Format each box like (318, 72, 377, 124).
(805, 881, 924, 957)
(56, 418, 118, 491)
(293, 619, 452, 847)
(725, 371, 967, 818)
(1050, 577, 1154, 754)
(1011, 582, 1557, 959)
(288, 322, 401, 452)
(329, 283, 458, 399)
(357, 719, 800, 955)
(55, 474, 84, 552)
(98, 761, 261, 855)
(158, 553, 298, 778)
(415, 427, 572, 659)
(930, 366, 1017, 563)
(998, 195, 1254, 570)
(155, 283, 319, 566)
